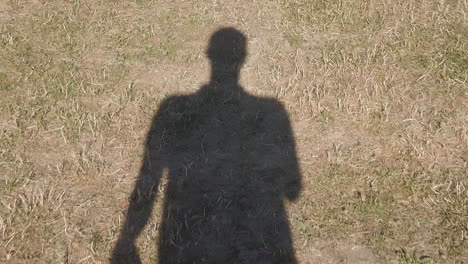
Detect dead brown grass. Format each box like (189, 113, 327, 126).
(1, 0, 467, 263)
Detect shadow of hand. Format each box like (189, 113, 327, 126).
(111, 238, 142, 264)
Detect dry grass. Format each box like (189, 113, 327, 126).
(1, 0, 467, 263)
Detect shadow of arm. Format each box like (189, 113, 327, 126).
(111, 108, 169, 264)
(279, 108, 302, 201)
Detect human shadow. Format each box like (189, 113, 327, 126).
(111, 27, 302, 264)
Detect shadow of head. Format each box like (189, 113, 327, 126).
(206, 28, 247, 77)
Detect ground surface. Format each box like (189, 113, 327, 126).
(1, 0, 467, 263)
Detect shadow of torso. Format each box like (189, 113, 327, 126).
(144, 83, 300, 263)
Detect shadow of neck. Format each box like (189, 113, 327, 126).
(209, 63, 242, 89)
